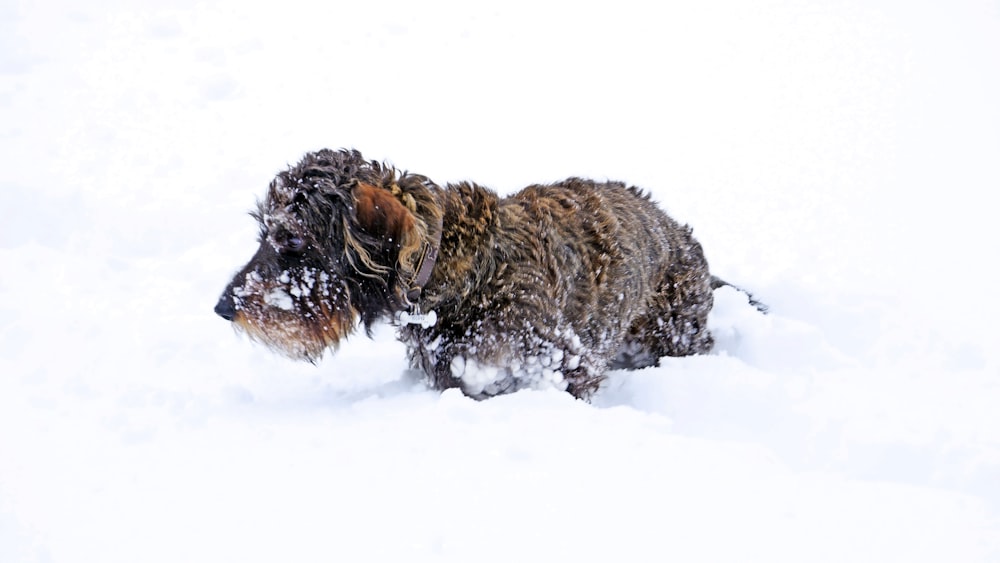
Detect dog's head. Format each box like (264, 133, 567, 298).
(214, 149, 440, 361)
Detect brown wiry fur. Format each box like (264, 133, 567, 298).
(216, 149, 719, 400)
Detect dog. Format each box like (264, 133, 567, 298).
(215, 149, 746, 399)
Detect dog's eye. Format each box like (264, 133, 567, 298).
(281, 236, 306, 253)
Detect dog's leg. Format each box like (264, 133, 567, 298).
(611, 266, 716, 369)
(404, 312, 607, 400)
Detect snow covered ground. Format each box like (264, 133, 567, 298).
(2, 1, 999, 561)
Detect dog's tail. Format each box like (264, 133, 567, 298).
(710, 275, 769, 314)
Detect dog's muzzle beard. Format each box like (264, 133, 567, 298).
(214, 270, 360, 363)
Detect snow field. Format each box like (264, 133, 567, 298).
(2, 0, 999, 561)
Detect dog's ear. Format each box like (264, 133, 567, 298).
(353, 182, 416, 244)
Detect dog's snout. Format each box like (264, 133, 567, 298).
(214, 292, 236, 321)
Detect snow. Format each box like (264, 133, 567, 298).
(2, 0, 999, 561)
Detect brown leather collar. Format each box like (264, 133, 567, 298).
(405, 212, 443, 305)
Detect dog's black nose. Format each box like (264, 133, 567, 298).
(214, 293, 236, 321)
